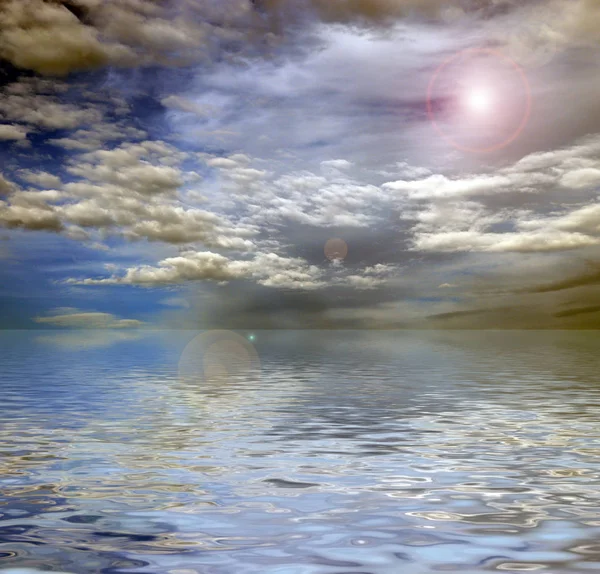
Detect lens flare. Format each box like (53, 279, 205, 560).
(324, 238, 348, 262)
(467, 88, 492, 114)
(427, 48, 532, 154)
(178, 330, 261, 385)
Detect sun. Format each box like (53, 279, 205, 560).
(466, 88, 493, 114)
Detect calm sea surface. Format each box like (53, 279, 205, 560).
(2, 330, 600, 574)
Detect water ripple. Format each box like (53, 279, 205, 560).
(1, 330, 600, 573)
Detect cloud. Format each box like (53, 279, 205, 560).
(344, 274, 386, 290)
(67, 249, 325, 290)
(0, 124, 28, 140)
(388, 135, 600, 254)
(33, 309, 145, 328)
(514, 0, 600, 55)
(3, 3, 600, 334)
(0, 203, 64, 232)
(36, 329, 146, 348)
(244, 173, 384, 228)
(523, 264, 600, 294)
(0, 0, 257, 76)
(0, 568, 75, 574)
(263, 0, 513, 24)
(0, 175, 66, 232)
(160, 296, 191, 308)
(48, 123, 147, 151)
(0, 0, 125, 76)
(413, 229, 600, 253)
(0, 87, 103, 130)
(67, 148, 186, 198)
(161, 95, 216, 117)
(0, 0, 524, 78)
(65, 248, 401, 292)
(0, 173, 15, 196)
(426, 308, 492, 321)
(384, 174, 514, 200)
(341, 263, 397, 289)
(554, 305, 600, 318)
(252, 252, 325, 289)
(17, 171, 62, 188)
(0, 141, 259, 250)
(560, 168, 600, 190)
(321, 159, 353, 171)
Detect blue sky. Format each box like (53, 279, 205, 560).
(2, 0, 600, 329)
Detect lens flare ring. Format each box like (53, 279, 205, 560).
(426, 48, 532, 154)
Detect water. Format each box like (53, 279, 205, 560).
(1, 330, 600, 573)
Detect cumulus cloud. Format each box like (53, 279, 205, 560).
(243, 173, 384, 228)
(0, 174, 64, 231)
(8, 128, 600, 265)
(0, 0, 524, 77)
(17, 170, 62, 188)
(67, 249, 325, 290)
(0, 173, 15, 196)
(344, 274, 386, 290)
(64, 244, 403, 292)
(386, 135, 600, 254)
(48, 123, 147, 151)
(0, 0, 256, 76)
(0, 0, 125, 76)
(0, 141, 257, 249)
(70, 251, 249, 285)
(67, 148, 185, 198)
(560, 168, 600, 190)
(0, 86, 103, 130)
(33, 309, 145, 328)
(384, 174, 514, 200)
(0, 124, 28, 140)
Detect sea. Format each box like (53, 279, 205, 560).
(1, 329, 600, 573)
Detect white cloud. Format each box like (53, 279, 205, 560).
(321, 159, 353, 170)
(33, 309, 144, 329)
(67, 249, 325, 290)
(387, 135, 600, 254)
(0, 201, 64, 232)
(0, 90, 103, 129)
(0, 141, 257, 249)
(560, 168, 600, 190)
(384, 174, 513, 200)
(18, 170, 62, 188)
(162, 95, 216, 117)
(48, 123, 147, 151)
(0, 172, 15, 195)
(160, 296, 191, 308)
(344, 274, 386, 290)
(0, 124, 28, 140)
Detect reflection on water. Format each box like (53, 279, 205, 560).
(2, 330, 600, 573)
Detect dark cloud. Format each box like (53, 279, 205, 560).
(554, 305, 600, 318)
(0, 0, 526, 78)
(524, 263, 600, 294)
(426, 308, 493, 321)
(257, 0, 518, 24)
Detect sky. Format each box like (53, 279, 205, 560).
(2, 0, 600, 329)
